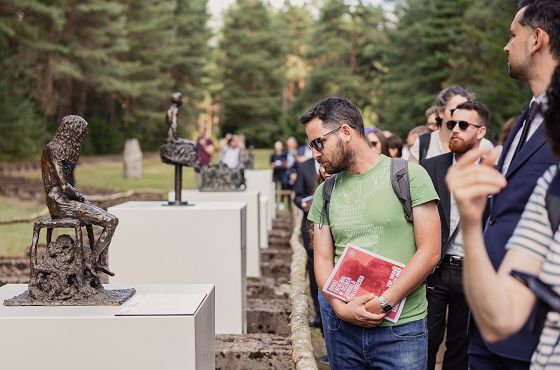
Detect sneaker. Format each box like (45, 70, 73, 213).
(317, 354, 329, 365)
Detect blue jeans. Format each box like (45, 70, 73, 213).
(319, 293, 428, 369)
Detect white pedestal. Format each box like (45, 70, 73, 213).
(0, 284, 215, 370)
(168, 190, 261, 277)
(245, 169, 275, 230)
(259, 196, 269, 248)
(108, 201, 246, 334)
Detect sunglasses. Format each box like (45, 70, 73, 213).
(446, 120, 483, 131)
(307, 126, 342, 151)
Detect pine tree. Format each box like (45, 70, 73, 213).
(218, 0, 285, 146)
(380, 0, 473, 136)
(449, 0, 530, 137)
(170, 0, 211, 128)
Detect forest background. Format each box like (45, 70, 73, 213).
(0, 0, 530, 160)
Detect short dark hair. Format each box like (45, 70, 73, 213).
(545, 65, 560, 157)
(299, 97, 366, 138)
(518, 0, 560, 60)
(453, 101, 490, 126)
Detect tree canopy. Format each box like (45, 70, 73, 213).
(0, 0, 532, 159)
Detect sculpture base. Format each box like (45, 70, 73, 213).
(164, 200, 193, 206)
(3, 288, 135, 306)
(199, 188, 246, 192)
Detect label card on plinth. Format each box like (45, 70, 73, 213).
(115, 293, 207, 316)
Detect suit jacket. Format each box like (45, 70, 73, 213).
(474, 106, 559, 361)
(421, 152, 454, 249)
(293, 157, 318, 213)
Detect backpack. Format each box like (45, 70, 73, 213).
(321, 158, 413, 226)
(418, 132, 431, 162)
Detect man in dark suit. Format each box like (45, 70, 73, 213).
(466, 1, 560, 368)
(293, 157, 321, 326)
(422, 101, 489, 370)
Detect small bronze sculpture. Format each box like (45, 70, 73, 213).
(4, 115, 134, 306)
(159, 92, 201, 205)
(199, 163, 246, 191)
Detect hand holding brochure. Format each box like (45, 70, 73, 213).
(323, 243, 406, 323)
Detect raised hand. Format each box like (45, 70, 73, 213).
(445, 148, 506, 226)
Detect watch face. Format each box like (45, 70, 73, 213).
(383, 305, 393, 313)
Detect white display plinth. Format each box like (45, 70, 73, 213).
(245, 169, 275, 230)
(168, 190, 261, 277)
(108, 201, 246, 334)
(259, 196, 269, 248)
(0, 284, 215, 370)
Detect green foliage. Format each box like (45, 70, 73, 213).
(218, 0, 285, 146)
(449, 0, 531, 137)
(0, 0, 211, 159)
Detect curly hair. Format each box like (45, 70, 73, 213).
(545, 65, 560, 158)
(47, 115, 88, 164)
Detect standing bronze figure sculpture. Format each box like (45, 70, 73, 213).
(4, 115, 135, 306)
(159, 92, 201, 205)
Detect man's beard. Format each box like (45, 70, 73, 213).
(508, 58, 531, 81)
(449, 135, 477, 154)
(320, 138, 355, 174)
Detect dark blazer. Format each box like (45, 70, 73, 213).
(474, 106, 559, 361)
(421, 152, 454, 249)
(293, 157, 318, 211)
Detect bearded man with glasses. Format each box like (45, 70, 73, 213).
(302, 96, 441, 369)
(421, 101, 489, 370)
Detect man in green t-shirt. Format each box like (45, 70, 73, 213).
(302, 97, 441, 369)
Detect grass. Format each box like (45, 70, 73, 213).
(0, 149, 272, 257)
(0, 196, 45, 257)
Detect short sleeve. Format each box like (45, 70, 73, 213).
(307, 181, 327, 225)
(506, 166, 557, 261)
(408, 162, 439, 207)
(410, 137, 420, 162)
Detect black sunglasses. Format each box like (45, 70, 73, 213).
(446, 120, 483, 131)
(307, 126, 342, 151)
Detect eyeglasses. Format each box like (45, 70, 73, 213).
(446, 120, 483, 131)
(307, 126, 342, 151)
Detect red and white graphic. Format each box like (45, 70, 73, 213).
(323, 243, 406, 323)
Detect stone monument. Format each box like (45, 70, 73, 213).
(159, 92, 201, 205)
(4, 115, 135, 306)
(123, 138, 142, 179)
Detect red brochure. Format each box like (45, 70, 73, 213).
(323, 243, 406, 323)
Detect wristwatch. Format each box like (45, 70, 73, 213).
(378, 295, 393, 313)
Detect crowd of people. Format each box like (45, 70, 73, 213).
(287, 1, 560, 369)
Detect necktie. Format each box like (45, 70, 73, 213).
(512, 101, 540, 160)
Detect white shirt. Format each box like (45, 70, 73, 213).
(221, 146, 240, 168)
(501, 93, 547, 175)
(447, 155, 464, 257)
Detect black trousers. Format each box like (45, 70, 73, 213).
(427, 260, 469, 370)
(301, 218, 321, 325)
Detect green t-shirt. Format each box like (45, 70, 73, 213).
(308, 155, 439, 326)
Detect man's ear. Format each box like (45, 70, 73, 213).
(531, 27, 549, 54)
(477, 126, 487, 140)
(339, 123, 353, 142)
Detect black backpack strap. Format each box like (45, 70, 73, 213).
(390, 158, 413, 223)
(321, 174, 337, 227)
(545, 167, 560, 233)
(418, 132, 431, 162)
